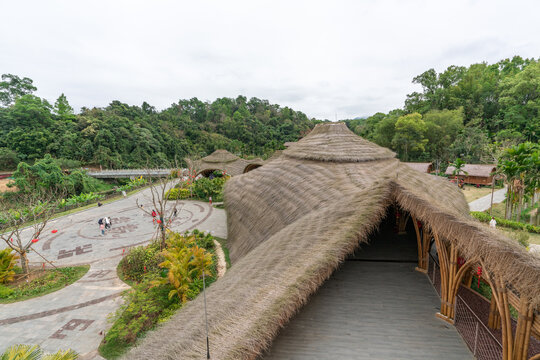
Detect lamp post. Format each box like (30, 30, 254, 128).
(203, 269, 210, 359)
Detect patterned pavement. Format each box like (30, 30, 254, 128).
(0, 189, 226, 359)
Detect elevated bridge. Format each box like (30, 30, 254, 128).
(86, 169, 175, 179)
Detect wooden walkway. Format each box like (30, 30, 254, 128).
(263, 228, 472, 359)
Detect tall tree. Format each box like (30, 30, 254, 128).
(391, 113, 427, 161)
(54, 93, 75, 120)
(0, 74, 37, 106)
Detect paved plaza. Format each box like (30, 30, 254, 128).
(0, 188, 226, 359)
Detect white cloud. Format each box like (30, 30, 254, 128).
(1, 0, 538, 119)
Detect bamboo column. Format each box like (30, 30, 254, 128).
(485, 270, 514, 360)
(421, 229, 430, 270)
(434, 233, 457, 323)
(411, 215, 426, 273)
(487, 297, 501, 330)
(513, 297, 534, 360)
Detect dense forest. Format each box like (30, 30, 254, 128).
(0, 78, 316, 169)
(0, 56, 538, 171)
(345, 56, 539, 170)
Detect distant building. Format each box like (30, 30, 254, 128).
(445, 164, 497, 186)
(404, 162, 433, 173)
(192, 150, 263, 177)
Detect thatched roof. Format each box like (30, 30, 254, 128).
(445, 164, 496, 177)
(404, 162, 432, 173)
(193, 150, 264, 176)
(126, 123, 540, 360)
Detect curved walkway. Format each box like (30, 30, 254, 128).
(468, 186, 507, 212)
(0, 188, 227, 358)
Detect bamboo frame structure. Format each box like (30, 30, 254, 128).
(411, 215, 430, 273)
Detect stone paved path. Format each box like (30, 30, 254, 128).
(0, 188, 226, 358)
(468, 186, 507, 212)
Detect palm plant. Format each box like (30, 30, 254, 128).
(0, 248, 19, 284)
(449, 158, 468, 185)
(0, 345, 77, 360)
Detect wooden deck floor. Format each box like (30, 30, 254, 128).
(262, 227, 472, 359)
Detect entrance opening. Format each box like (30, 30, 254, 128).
(243, 164, 262, 173)
(262, 207, 472, 359)
(199, 169, 220, 178)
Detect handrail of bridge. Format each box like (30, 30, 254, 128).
(86, 168, 180, 178)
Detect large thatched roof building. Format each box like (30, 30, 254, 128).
(127, 123, 540, 360)
(192, 149, 263, 177)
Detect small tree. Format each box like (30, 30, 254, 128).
(449, 158, 468, 185)
(0, 194, 57, 274)
(136, 168, 182, 249)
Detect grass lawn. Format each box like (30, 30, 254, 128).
(0, 265, 89, 303)
(461, 185, 497, 202)
(214, 236, 231, 268)
(499, 228, 540, 245)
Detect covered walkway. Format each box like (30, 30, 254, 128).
(263, 224, 472, 359)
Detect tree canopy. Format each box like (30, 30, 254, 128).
(345, 56, 539, 167)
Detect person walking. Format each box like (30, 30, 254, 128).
(100, 223, 105, 236)
(105, 217, 111, 230)
(151, 210, 157, 224)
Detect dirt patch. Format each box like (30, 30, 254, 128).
(0, 178, 17, 192)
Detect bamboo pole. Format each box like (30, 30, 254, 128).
(422, 230, 430, 270)
(411, 215, 423, 271)
(434, 233, 450, 318)
(488, 296, 501, 329)
(514, 298, 533, 360)
(448, 245, 458, 319)
(522, 306, 533, 360)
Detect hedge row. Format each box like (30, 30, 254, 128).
(470, 211, 540, 234)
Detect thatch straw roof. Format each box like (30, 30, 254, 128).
(404, 162, 432, 173)
(445, 164, 496, 177)
(126, 123, 540, 360)
(193, 150, 264, 176)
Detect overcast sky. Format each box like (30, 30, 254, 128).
(1, 0, 539, 120)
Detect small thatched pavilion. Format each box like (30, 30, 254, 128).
(127, 123, 540, 360)
(192, 149, 263, 177)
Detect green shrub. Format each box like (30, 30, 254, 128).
(513, 231, 530, 248)
(191, 176, 227, 201)
(189, 229, 215, 250)
(0, 248, 19, 284)
(103, 277, 180, 347)
(58, 192, 104, 208)
(471, 211, 540, 234)
(165, 187, 190, 200)
(119, 243, 162, 282)
(116, 177, 148, 193)
(0, 284, 14, 298)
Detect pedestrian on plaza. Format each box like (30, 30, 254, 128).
(151, 209, 157, 224)
(489, 217, 497, 228)
(100, 223, 105, 236)
(105, 217, 111, 230)
(173, 208, 178, 218)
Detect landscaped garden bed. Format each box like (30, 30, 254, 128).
(99, 230, 218, 359)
